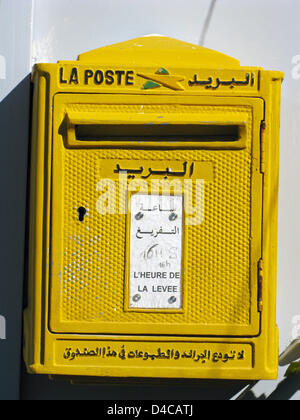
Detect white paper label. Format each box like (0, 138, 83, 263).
(129, 194, 183, 309)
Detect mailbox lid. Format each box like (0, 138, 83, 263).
(49, 93, 264, 337)
(77, 35, 241, 69)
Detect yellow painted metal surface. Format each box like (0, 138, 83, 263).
(23, 36, 283, 380)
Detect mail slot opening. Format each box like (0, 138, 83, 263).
(75, 123, 241, 142)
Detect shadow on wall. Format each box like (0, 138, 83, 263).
(0, 75, 32, 400)
(21, 372, 253, 401)
(20, 368, 300, 400)
(242, 375, 300, 401)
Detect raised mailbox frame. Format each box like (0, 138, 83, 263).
(23, 36, 283, 380)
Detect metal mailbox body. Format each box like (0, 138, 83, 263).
(23, 36, 283, 380)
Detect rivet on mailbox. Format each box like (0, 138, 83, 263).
(23, 36, 283, 380)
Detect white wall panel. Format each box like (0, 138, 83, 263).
(31, 0, 212, 64)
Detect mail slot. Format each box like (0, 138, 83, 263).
(23, 36, 283, 380)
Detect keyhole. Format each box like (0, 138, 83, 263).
(77, 207, 87, 222)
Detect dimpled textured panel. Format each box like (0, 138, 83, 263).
(55, 105, 252, 326)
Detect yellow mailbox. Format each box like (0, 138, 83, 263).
(23, 36, 283, 380)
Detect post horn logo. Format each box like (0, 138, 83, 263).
(137, 68, 185, 91)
